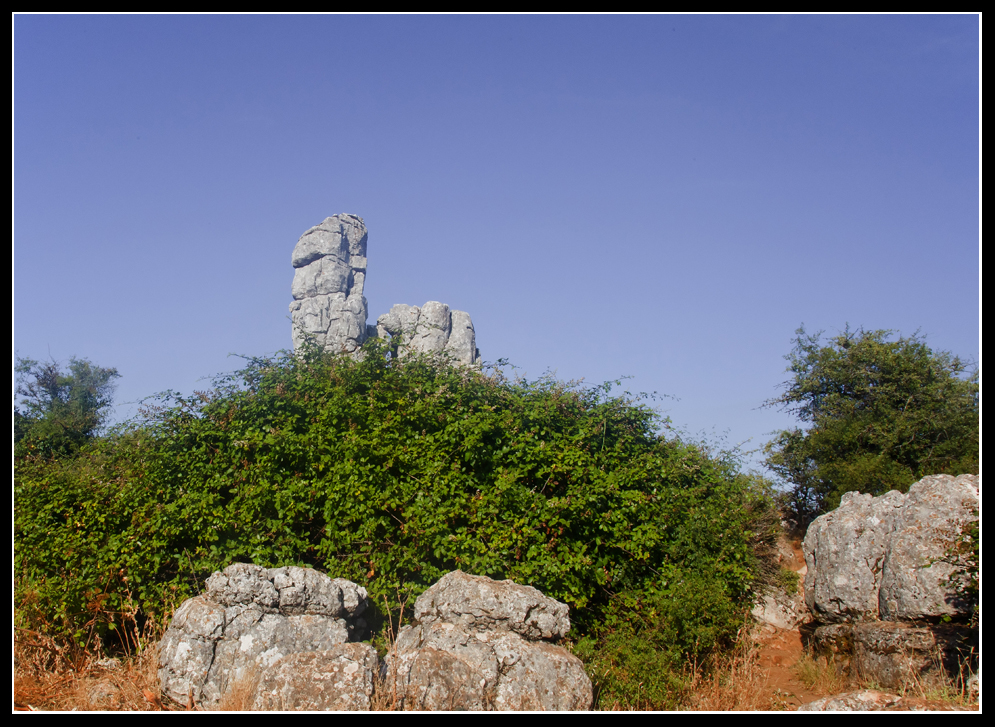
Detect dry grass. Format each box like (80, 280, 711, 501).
(14, 611, 170, 712)
(794, 641, 979, 711)
(216, 665, 262, 711)
(14, 639, 165, 711)
(679, 626, 784, 711)
(795, 652, 849, 696)
(367, 591, 408, 711)
(369, 664, 403, 711)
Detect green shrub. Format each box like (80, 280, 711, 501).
(575, 566, 752, 709)
(777, 567, 801, 595)
(15, 340, 778, 664)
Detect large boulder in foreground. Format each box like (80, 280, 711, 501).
(800, 474, 979, 694)
(386, 571, 592, 711)
(250, 643, 379, 711)
(158, 563, 369, 709)
(803, 474, 978, 623)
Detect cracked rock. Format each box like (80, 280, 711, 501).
(158, 563, 368, 709)
(385, 571, 591, 711)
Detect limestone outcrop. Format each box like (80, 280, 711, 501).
(385, 571, 592, 711)
(289, 215, 480, 364)
(803, 474, 978, 623)
(289, 214, 372, 355)
(158, 567, 592, 711)
(377, 302, 480, 365)
(158, 563, 369, 709)
(800, 474, 978, 690)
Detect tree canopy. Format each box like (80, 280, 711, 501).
(14, 356, 121, 458)
(763, 326, 979, 522)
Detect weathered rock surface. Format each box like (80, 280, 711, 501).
(800, 474, 979, 694)
(290, 214, 370, 354)
(386, 571, 592, 711)
(251, 644, 379, 711)
(798, 689, 905, 711)
(413, 570, 570, 640)
(752, 533, 807, 631)
(878, 474, 980, 621)
(377, 302, 480, 365)
(798, 689, 974, 712)
(851, 622, 973, 689)
(803, 474, 978, 623)
(289, 215, 482, 365)
(803, 489, 905, 623)
(158, 563, 368, 709)
(752, 588, 807, 631)
(806, 621, 976, 690)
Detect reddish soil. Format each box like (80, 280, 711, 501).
(750, 535, 827, 710)
(753, 626, 824, 709)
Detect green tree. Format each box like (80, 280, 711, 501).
(14, 356, 121, 457)
(763, 326, 978, 522)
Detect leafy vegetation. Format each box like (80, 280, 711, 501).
(15, 356, 121, 459)
(937, 513, 980, 628)
(763, 326, 978, 523)
(15, 339, 780, 700)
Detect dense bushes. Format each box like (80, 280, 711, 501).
(15, 340, 779, 688)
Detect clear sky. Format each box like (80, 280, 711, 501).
(14, 14, 980, 474)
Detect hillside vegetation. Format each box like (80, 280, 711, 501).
(15, 340, 781, 708)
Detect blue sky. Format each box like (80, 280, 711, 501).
(14, 14, 980, 473)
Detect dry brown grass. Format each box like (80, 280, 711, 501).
(216, 665, 262, 711)
(795, 652, 849, 696)
(14, 611, 170, 712)
(679, 626, 785, 711)
(369, 664, 402, 711)
(14, 639, 165, 711)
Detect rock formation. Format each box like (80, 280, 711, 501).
(251, 643, 379, 711)
(385, 571, 592, 710)
(803, 474, 978, 623)
(290, 215, 480, 364)
(800, 474, 978, 689)
(377, 302, 480, 365)
(158, 563, 370, 709)
(289, 214, 372, 355)
(159, 567, 591, 711)
(751, 532, 807, 632)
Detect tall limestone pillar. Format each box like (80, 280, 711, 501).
(289, 214, 480, 365)
(289, 214, 371, 354)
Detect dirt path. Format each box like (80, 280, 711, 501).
(753, 626, 824, 709)
(749, 535, 827, 710)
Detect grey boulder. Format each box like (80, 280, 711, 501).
(385, 571, 591, 711)
(803, 489, 905, 623)
(158, 563, 368, 709)
(802, 474, 978, 623)
(377, 302, 480, 365)
(878, 474, 979, 621)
